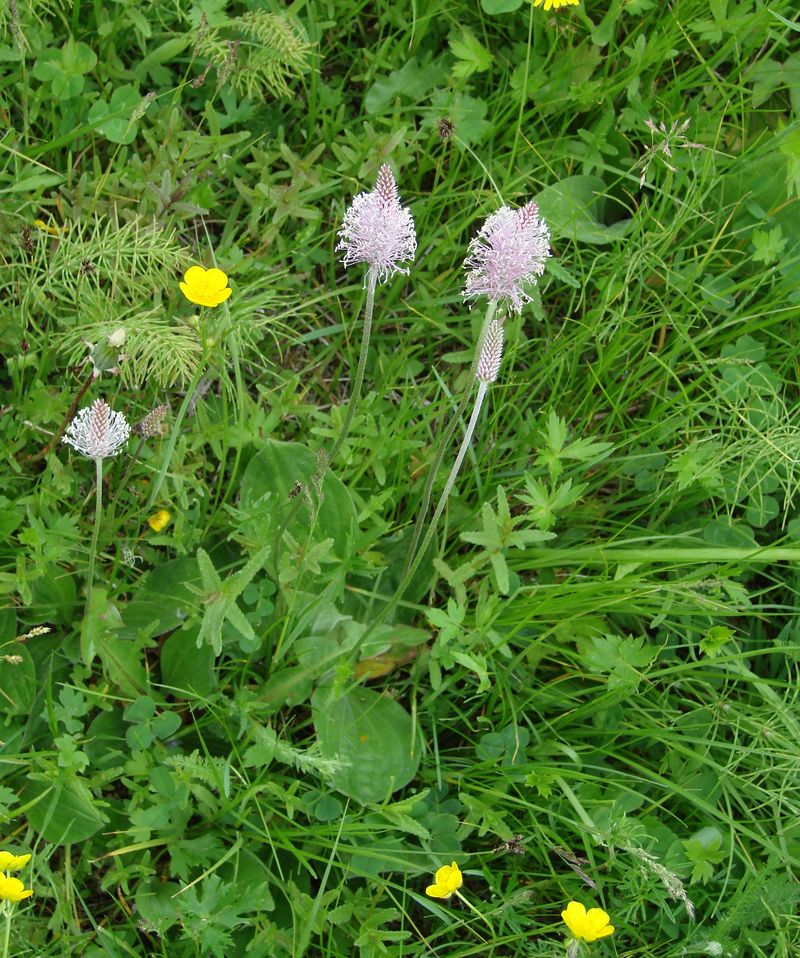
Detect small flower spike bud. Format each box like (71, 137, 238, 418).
(463, 200, 551, 314)
(336, 164, 417, 285)
(476, 320, 505, 384)
(62, 398, 130, 460)
(134, 404, 169, 438)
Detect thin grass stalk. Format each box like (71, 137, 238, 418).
(145, 357, 207, 512)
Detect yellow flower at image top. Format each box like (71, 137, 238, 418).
(0, 876, 32, 902)
(533, 0, 580, 9)
(0, 852, 30, 872)
(179, 265, 232, 307)
(561, 901, 614, 942)
(148, 509, 171, 532)
(425, 861, 463, 899)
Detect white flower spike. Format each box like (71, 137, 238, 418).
(63, 398, 130, 460)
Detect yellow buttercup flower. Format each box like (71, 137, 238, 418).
(147, 509, 171, 532)
(533, 0, 580, 9)
(425, 861, 463, 899)
(561, 901, 614, 942)
(179, 265, 232, 307)
(0, 851, 31, 872)
(0, 876, 33, 902)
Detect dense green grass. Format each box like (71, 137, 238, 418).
(1, 0, 800, 956)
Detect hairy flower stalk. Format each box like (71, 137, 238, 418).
(373, 314, 507, 655)
(419, 323, 505, 551)
(364, 201, 549, 664)
(403, 320, 505, 573)
(62, 399, 130, 627)
(403, 202, 550, 574)
(273, 167, 416, 578)
(328, 164, 416, 468)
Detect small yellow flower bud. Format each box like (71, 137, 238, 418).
(147, 510, 171, 533)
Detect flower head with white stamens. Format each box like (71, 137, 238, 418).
(62, 399, 130, 460)
(463, 201, 551, 314)
(337, 164, 417, 286)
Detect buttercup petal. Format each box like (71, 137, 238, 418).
(425, 883, 449, 898)
(562, 900, 586, 923)
(183, 265, 207, 286)
(586, 907, 611, 933)
(593, 924, 615, 939)
(204, 267, 229, 292)
(215, 286, 232, 304)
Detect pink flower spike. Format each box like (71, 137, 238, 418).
(336, 164, 417, 286)
(463, 200, 551, 314)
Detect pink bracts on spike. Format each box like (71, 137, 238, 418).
(463, 201, 551, 314)
(336, 164, 417, 286)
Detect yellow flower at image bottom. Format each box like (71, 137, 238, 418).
(561, 901, 614, 942)
(179, 265, 232, 307)
(533, 0, 580, 9)
(425, 861, 463, 899)
(0, 851, 31, 872)
(0, 876, 33, 902)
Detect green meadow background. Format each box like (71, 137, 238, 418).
(1, 0, 800, 956)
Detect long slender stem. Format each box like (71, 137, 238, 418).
(85, 457, 103, 616)
(327, 271, 376, 469)
(516, 545, 800, 566)
(1, 904, 10, 958)
(509, 0, 535, 175)
(454, 889, 495, 939)
(402, 302, 496, 578)
(146, 358, 207, 511)
(350, 380, 491, 661)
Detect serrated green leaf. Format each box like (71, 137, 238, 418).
(449, 29, 492, 79)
